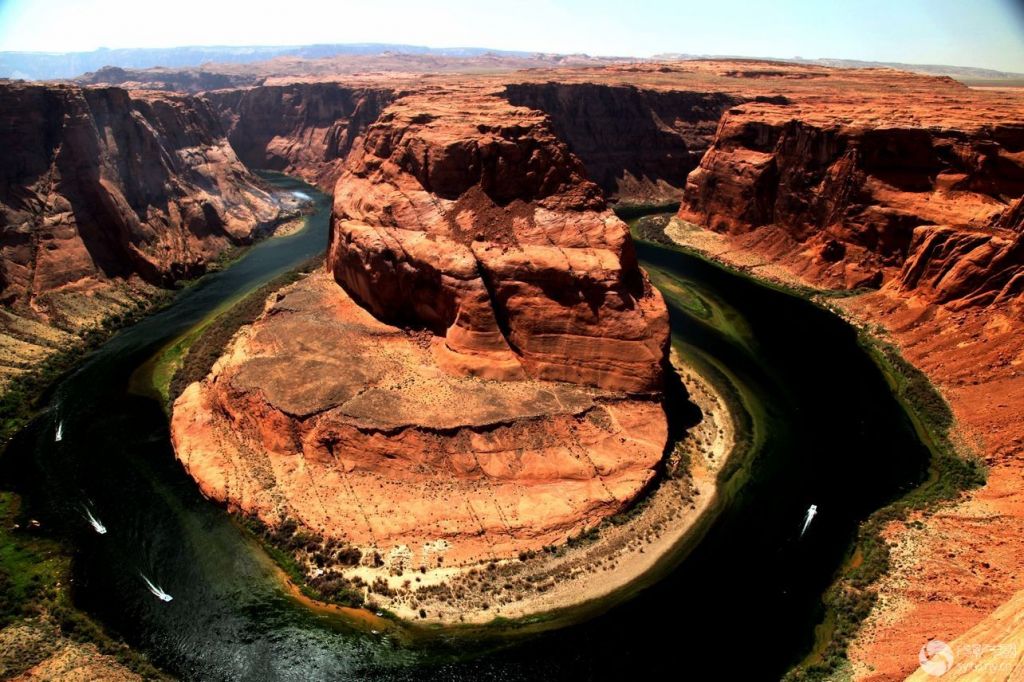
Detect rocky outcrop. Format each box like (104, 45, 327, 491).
(172, 87, 673, 572)
(204, 84, 395, 189)
(898, 225, 1024, 308)
(503, 82, 742, 201)
(329, 91, 669, 393)
(0, 82, 281, 308)
(76, 65, 260, 93)
(678, 100, 1024, 300)
(0, 80, 285, 385)
(172, 272, 668, 565)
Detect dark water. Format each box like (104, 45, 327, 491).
(2, 182, 930, 681)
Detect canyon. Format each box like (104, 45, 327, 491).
(178, 61, 1024, 676)
(2, 55, 1023, 678)
(170, 83, 677, 618)
(0, 80, 299, 389)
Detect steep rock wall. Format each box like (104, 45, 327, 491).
(503, 82, 742, 202)
(678, 101, 1024, 303)
(0, 81, 281, 315)
(172, 84, 674, 573)
(205, 83, 395, 190)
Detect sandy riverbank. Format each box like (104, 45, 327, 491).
(270, 215, 308, 238)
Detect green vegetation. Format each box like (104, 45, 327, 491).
(0, 491, 166, 678)
(237, 515, 367, 609)
(611, 201, 681, 221)
(564, 526, 601, 549)
(0, 493, 66, 629)
(154, 256, 367, 611)
(0, 293, 173, 445)
(627, 219, 985, 680)
(865, 338, 986, 503)
(631, 214, 878, 302)
(144, 256, 323, 408)
(0, 181, 316, 677)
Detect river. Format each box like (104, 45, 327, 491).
(1, 177, 930, 680)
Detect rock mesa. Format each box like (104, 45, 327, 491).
(172, 90, 671, 567)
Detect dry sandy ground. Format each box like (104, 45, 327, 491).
(0, 618, 140, 681)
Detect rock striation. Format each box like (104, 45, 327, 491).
(503, 82, 741, 201)
(677, 87, 1024, 304)
(173, 88, 673, 569)
(205, 84, 394, 191)
(328, 91, 669, 393)
(163, 60, 1024, 640)
(0, 80, 284, 384)
(172, 273, 668, 565)
(0, 82, 283, 302)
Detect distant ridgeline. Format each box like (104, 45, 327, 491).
(0, 43, 535, 80)
(4, 43, 1024, 83)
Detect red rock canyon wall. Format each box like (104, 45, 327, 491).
(0, 81, 281, 316)
(205, 84, 395, 191)
(678, 99, 1024, 305)
(502, 82, 742, 202)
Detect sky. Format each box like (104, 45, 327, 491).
(1, 0, 1023, 72)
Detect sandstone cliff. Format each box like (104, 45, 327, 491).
(0, 80, 282, 384)
(172, 88, 672, 573)
(164, 61, 1024, 649)
(677, 91, 1024, 304)
(329, 91, 669, 393)
(503, 82, 741, 201)
(205, 83, 394, 191)
(172, 273, 668, 566)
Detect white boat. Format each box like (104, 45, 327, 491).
(140, 574, 173, 602)
(800, 504, 818, 537)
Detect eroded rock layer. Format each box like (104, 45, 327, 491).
(206, 83, 394, 191)
(328, 91, 670, 393)
(172, 273, 668, 564)
(0, 82, 282, 304)
(164, 60, 1024, 649)
(677, 84, 1024, 304)
(173, 86, 673, 567)
(503, 82, 741, 201)
(0, 80, 286, 385)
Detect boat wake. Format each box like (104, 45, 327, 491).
(54, 420, 63, 442)
(800, 504, 818, 538)
(82, 505, 107, 535)
(140, 573, 173, 602)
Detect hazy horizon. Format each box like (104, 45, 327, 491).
(1, 0, 1023, 73)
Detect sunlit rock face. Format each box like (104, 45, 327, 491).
(172, 271, 669, 565)
(0, 81, 281, 310)
(328, 91, 670, 393)
(676, 82, 1024, 303)
(206, 83, 395, 192)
